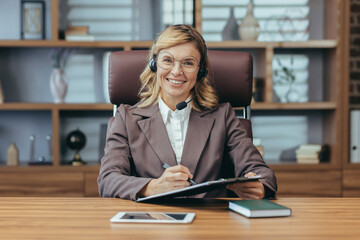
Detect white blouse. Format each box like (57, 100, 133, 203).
(158, 97, 191, 165)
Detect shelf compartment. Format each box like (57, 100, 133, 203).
(59, 110, 112, 166)
(248, 110, 338, 165)
(0, 110, 52, 165)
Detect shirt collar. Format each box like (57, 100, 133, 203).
(158, 96, 192, 123)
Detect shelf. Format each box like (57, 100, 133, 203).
(0, 165, 100, 172)
(55, 103, 113, 111)
(0, 40, 338, 49)
(269, 163, 340, 171)
(0, 103, 113, 111)
(0, 40, 153, 49)
(349, 104, 360, 109)
(232, 102, 337, 111)
(0, 163, 339, 173)
(0, 163, 337, 172)
(208, 40, 338, 49)
(344, 163, 360, 170)
(1, 102, 336, 111)
(277, 40, 338, 48)
(0, 103, 54, 110)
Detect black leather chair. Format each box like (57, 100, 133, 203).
(108, 50, 254, 139)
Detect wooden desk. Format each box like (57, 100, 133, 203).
(0, 197, 359, 240)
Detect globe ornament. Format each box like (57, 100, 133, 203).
(66, 128, 86, 166)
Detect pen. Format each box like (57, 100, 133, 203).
(162, 163, 197, 185)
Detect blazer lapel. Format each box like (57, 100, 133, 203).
(181, 109, 215, 175)
(135, 105, 177, 167)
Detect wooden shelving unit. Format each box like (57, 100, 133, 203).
(0, 0, 350, 197)
(341, 0, 360, 197)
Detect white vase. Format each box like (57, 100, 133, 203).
(50, 68, 67, 103)
(239, 0, 260, 41)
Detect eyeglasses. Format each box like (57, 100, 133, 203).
(156, 52, 200, 73)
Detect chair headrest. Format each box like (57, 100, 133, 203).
(108, 50, 253, 107)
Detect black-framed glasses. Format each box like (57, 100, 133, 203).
(156, 52, 199, 73)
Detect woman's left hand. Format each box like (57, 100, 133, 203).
(226, 172, 265, 200)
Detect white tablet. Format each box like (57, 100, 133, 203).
(110, 212, 195, 224)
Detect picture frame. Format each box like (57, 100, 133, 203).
(21, 0, 45, 40)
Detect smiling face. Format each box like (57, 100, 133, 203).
(156, 42, 201, 110)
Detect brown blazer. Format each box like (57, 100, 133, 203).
(98, 102, 277, 200)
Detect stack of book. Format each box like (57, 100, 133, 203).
(65, 26, 94, 41)
(295, 144, 322, 164)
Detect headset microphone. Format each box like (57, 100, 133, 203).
(175, 75, 207, 110)
(176, 101, 188, 111)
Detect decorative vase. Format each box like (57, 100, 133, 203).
(222, 7, 240, 40)
(286, 83, 300, 102)
(239, 0, 260, 41)
(50, 68, 67, 103)
(7, 143, 19, 166)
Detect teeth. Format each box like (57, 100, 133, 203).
(168, 79, 184, 84)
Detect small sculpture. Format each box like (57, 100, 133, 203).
(66, 128, 87, 166)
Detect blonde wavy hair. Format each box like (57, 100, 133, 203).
(138, 24, 219, 112)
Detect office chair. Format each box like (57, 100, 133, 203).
(108, 50, 254, 139)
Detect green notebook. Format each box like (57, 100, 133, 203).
(229, 200, 292, 218)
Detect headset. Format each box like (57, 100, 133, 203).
(148, 38, 208, 81)
(148, 26, 208, 110)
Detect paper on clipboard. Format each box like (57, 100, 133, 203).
(136, 175, 262, 202)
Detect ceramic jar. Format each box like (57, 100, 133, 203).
(7, 143, 19, 166)
(239, 0, 260, 41)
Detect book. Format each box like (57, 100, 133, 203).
(295, 149, 319, 158)
(297, 144, 322, 151)
(136, 175, 262, 203)
(229, 199, 291, 218)
(66, 26, 89, 36)
(295, 144, 330, 164)
(65, 35, 95, 41)
(296, 158, 319, 164)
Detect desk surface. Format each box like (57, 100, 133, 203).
(1, 197, 360, 240)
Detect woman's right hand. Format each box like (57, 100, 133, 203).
(138, 165, 193, 197)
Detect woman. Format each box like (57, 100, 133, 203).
(98, 24, 277, 200)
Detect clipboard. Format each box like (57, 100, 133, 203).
(136, 175, 262, 202)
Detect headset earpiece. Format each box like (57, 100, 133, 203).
(197, 40, 208, 80)
(197, 68, 208, 80)
(149, 57, 157, 72)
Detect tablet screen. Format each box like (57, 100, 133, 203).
(121, 213, 186, 220)
(110, 212, 195, 223)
